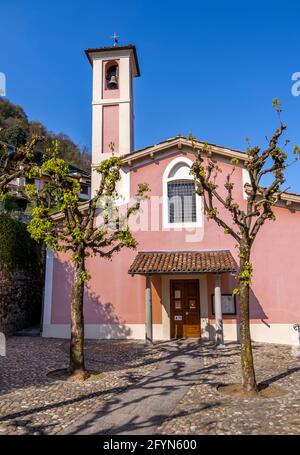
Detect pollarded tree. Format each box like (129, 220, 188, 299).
(26, 145, 149, 380)
(0, 136, 43, 193)
(191, 101, 298, 393)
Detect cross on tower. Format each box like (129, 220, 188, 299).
(111, 32, 119, 47)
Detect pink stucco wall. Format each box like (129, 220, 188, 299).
(102, 105, 119, 154)
(50, 149, 300, 327)
(51, 249, 162, 325)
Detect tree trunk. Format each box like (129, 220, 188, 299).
(239, 248, 258, 393)
(69, 249, 86, 376)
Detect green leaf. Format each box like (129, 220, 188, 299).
(272, 98, 281, 108)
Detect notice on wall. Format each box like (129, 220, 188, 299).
(189, 299, 196, 310)
(174, 315, 182, 321)
(174, 290, 181, 299)
(212, 294, 236, 315)
(175, 300, 181, 309)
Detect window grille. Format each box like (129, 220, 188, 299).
(167, 180, 196, 223)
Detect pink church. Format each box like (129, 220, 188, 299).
(42, 44, 300, 346)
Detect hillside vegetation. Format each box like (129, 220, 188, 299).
(0, 98, 91, 172)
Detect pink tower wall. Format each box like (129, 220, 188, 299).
(102, 105, 119, 154)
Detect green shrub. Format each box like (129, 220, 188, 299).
(0, 213, 40, 272)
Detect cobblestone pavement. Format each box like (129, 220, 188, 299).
(0, 337, 163, 435)
(157, 342, 300, 435)
(1, 338, 300, 435)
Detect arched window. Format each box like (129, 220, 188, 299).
(163, 157, 202, 229)
(105, 61, 118, 90)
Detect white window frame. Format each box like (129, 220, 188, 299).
(162, 156, 202, 229)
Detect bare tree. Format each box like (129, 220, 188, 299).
(27, 149, 149, 380)
(191, 101, 297, 392)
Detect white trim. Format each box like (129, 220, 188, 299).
(162, 157, 203, 229)
(122, 137, 249, 165)
(220, 322, 299, 346)
(90, 49, 134, 194)
(116, 168, 130, 206)
(199, 275, 209, 339)
(119, 101, 131, 155)
(91, 167, 130, 205)
(89, 49, 139, 77)
(161, 276, 171, 340)
(91, 103, 103, 172)
(92, 99, 131, 106)
(250, 323, 300, 346)
(119, 57, 130, 100)
(242, 168, 251, 200)
(42, 323, 163, 340)
(222, 323, 239, 342)
(42, 322, 300, 346)
(43, 249, 54, 326)
(92, 56, 103, 104)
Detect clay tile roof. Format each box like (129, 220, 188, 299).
(128, 250, 236, 275)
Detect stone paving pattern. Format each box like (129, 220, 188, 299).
(63, 340, 203, 435)
(157, 342, 300, 435)
(0, 337, 162, 435)
(1, 337, 300, 435)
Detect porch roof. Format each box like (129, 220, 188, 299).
(128, 250, 237, 275)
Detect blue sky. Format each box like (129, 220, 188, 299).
(1, 0, 300, 190)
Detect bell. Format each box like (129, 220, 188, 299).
(107, 75, 118, 89)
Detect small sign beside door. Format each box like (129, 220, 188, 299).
(189, 299, 196, 309)
(175, 300, 181, 309)
(211, 294, 236, 315)
(174, 315, 183, 321)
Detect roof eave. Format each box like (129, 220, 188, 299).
(122, 137, 249, 166)
(122, 137, 300, 205)
(85, 45, 140, 77)
(129, 269, 236, 276)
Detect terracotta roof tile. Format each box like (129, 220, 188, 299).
(128, 250, 236, 275)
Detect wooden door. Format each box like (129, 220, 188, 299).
(170, 279, 200, 338)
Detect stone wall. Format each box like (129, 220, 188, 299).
(0, 213, 43, 336)
(0, 268, 42, 335)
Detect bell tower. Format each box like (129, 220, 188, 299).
(85, 42, 140, 193)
